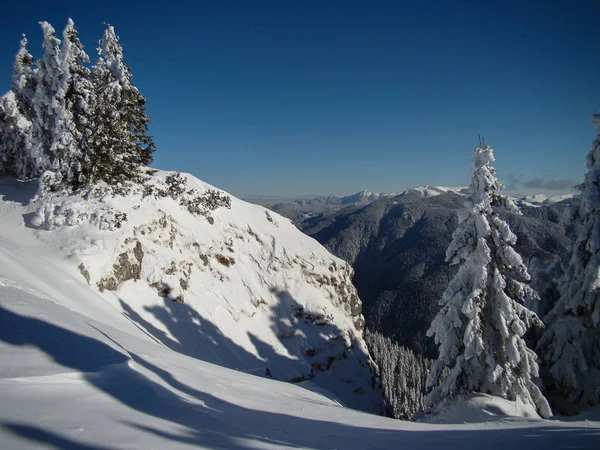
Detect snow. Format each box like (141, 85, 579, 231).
(519, 194, 577, 207)
(408, 185, 468, 198)
(418, 394, 541, 424)
(1, 174, 600, 449)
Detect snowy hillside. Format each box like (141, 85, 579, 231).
(518, 193, 577, 206)
(0, 171, 385, 414)
(407, 185, 468, 198)
(1, 173, 600, 449)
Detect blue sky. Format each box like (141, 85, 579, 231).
(0, 1, 598, 197)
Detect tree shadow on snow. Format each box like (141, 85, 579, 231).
(2, 307, 600, 449)
(118, 293, 296, 378)
(1, 423, 119, 450)
(0, 177, 39, 206)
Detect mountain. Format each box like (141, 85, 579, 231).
(406, 185, 468, 198)
(253, 190, 399, 225)
(1, 175, 599, 449)
(257, 187, 470, 228)
(297, 190, 577, 357)
(0, 171, 385, 416)
(517, 193, 578, 207)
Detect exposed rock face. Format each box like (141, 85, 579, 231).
(28, 170, 386, 414)
(98, 241, 144, 292)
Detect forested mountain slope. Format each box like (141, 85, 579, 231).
(299, 191, 576, 356)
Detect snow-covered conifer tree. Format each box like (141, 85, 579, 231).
(11, 34, 36, 119)
(366, 329, 435, 419)
(425, 141, 551, 418)
(0, 93, 23, 175)
(537, 116, 600, 414)
(0, 35, 36, 177)
(83, 23, 155, 185)
(29, 22, 63, 177)
(52, 19, 95, 187)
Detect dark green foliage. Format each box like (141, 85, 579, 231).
(1, 21, 156, 190)
(366, 329, 435, 419)
(141, 172, 231, 216)
(74, 24, 156, 188)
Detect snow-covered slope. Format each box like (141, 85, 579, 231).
(1, 174, 600, 449)
(407, 185, 468, 198)
(0, 171, 384, 414)
(518, 193, 577, 206)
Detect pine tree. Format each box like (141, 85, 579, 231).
(0, 93, 23, 175)
(537, 116, 600, 415)
(29, 21, 63, 177)
(425, 141, 551, 418)
(53, 18, 95, 188)
(83, 23, 155, 185)
(366, 329, 434, 419)
(0, 35, 36, 176)
(11, 34, 36, 119)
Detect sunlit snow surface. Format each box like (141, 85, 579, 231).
(0, 177, 599, 449)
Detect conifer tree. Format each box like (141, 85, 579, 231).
(425, 140, 551, 418)
(366, 329, 435, 419)
(11, 34, 36, 119)
(537, 116, 600, 414)
(53, 18, 94, 187)
(83, 23, 155, 185)
(29, 22, 63, 177)
(0, 93, 23, 175)
(0, 35, 36, 176)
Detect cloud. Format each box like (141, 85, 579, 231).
(504, 173, 523, 190)
(522, 177, 577, 191)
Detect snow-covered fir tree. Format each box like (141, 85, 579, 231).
(0, 35, 36, 177)
(28, 21, 63, 177)
(83, 23, 155, 185)
(537, 115, 600, 415)
(0, 21, 155, 188)
(425, 141, 551, 418)
(11, 34, 36, 119)
(0, 93, 25, 175)
(52, 19, 95, 187)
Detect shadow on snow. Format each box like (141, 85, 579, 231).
(1, 306, 600, 449)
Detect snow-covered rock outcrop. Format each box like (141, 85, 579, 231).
(11, 170, 385, 414)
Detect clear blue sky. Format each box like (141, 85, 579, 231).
(0, 0, 598, 197)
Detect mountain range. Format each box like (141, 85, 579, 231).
(257, 188, 578, 357)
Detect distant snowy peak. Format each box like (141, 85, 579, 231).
(12, 170, 385, 414)
(340, 190, 398, 204)
(518, 193, 578, 206)
(405, 186, 577, 206)
(293, 190, 398, 207)
(406, 185, 468, 198)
